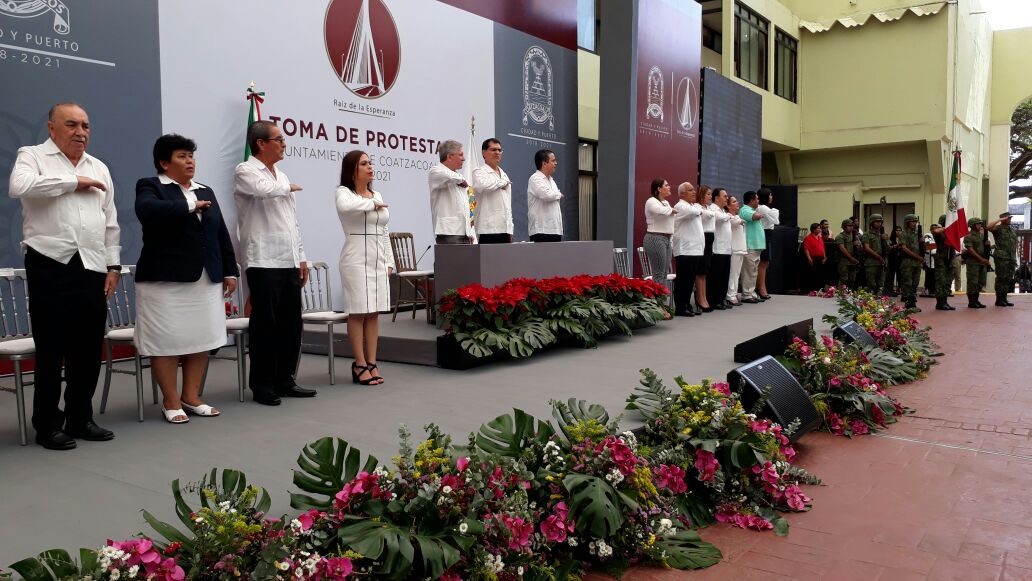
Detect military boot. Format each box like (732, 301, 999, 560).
(943, 298, 956, 310)
(935, 297, 950, 311)
(968, 293, 981, 308)
(997, 292, 1015, 307)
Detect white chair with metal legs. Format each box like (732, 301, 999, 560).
(206, 264, 247, 401)
(301, 262, 348, 384)
(636, 247, 676, 308)
(613, 248, 631, 277)
(0, 268, 35, 445)
(99, 266, 156, 422)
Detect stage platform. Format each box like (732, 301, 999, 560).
(0, 295, 838, 564)
(302, 311, 440, 367)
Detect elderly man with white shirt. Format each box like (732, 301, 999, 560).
(472, 138, 514, 244)
(527, 149, 563, 242)
(8, 102, 121, 450)
(428, 140, 474, 244)
(234, 120, 315, 406)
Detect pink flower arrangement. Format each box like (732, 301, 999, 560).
(782, 485, 811, 511)
(500, 515, 533, 551)
(318, 556, 354, 580)
(540, 502, 576, 542)
(653, 464, 688, 494)
(694, 450, 719, 482)
(716, 511, 774, 531)
(603, 435, 639, 476)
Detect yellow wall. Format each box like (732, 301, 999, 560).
(990, 28, 1032, 124)
(798, 11, 948, 151)
(578, 49, 600, 141)
(726, 0, 802, 150)
(702, 48, 722, 73)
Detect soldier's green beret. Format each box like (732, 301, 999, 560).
(938, 214, 947, 226)
(869, 214, 883, 223)
(967, 217, 983, 227)
(999, 211, 1013, 219)
(904, 214, 919, 223)
(841, 219, 853, 228)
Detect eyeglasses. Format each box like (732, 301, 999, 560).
(261, 136, 286, 143)
(488, 148, 503, 153)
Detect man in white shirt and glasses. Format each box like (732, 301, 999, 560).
(8, 102, 121, 450)
(527, 149, 563, 242)
(234, 120, 315, 406)
(472, 138, 514, 243)
(428, 140, 474, 244)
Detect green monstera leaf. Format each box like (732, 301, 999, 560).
(8, 548, 94, 581)
(562, 473, 638, 538)
(144, 468, 272, 550)
(550, 398, 611, 441)
(475, 409, 556, 458)
(625, 368, 675, 421)
(290, 437, 380, 511)
(656, 529, 723, 569)
(337, 516, 466, 580)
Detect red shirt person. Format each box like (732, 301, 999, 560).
(801, 223, 826, 291)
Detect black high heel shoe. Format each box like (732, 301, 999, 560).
(367, 363, 384, 385)
(352, 362, 377, 385)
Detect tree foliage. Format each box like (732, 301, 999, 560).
(1010, 98, 1032, 184)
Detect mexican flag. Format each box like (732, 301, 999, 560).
(943, 149, 968, 252)
(463, 115, 480, 232)
(243, 83, 265, 160)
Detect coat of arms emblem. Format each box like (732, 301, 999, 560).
(0, 0, 71, 34)
(522, 46, 554, 131)
(646, 66, 664, 122)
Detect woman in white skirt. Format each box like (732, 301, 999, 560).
(134, 134, 239, 423)
(335, 150, 395, 385)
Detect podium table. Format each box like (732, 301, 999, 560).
(433, 241, 615, 302)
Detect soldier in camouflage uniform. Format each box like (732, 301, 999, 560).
(835, 219, 860, 288)
(989, 211, 1017, 306)
(963, 217, 989, 308)
(861, 214, 888, 293)
(930, 214, 956, 311)
(898, 214, 923, 311)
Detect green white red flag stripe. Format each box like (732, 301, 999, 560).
(943, 149, 968, 252)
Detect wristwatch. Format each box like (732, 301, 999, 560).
(107, 265, 122, 272)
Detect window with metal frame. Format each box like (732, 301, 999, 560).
(734, 2, 769, 90)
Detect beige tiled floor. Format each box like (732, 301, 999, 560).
(596, 294, 1032, 580)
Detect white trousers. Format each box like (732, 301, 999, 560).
(728, 253, 745, 301)
(740, 250, 762, 299)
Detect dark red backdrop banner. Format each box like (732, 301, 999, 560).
(632, 0, 702, 258)
(437, 0, 578, 50)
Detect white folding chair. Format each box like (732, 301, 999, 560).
(637, 247, 676, 307)
(613, 248, 631, 277)
(0, 268, 35, 445)
(99, 266, 156, 422)
(301, 262, 348, 384)
(207, 270, 247, 402)
(389, 232, 434, 323)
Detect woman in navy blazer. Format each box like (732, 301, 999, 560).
(134, 134, 238, 424)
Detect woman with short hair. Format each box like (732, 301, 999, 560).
(135, 134, 239, 423)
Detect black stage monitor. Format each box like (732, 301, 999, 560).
(833, 321, 877, 349)
(728, 356, 821, 442)
(733, 319, 814, 364)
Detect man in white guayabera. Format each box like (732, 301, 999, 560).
(428, 140, 475, 244)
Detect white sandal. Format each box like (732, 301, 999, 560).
(161, 406, 189, 424)
(181, 402, 220, 417)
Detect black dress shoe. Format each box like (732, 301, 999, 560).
(742, 297, 760, 304)
(35, 429, 76, 450)
(276, 384, 317, 398)
(65, 421, 114, 441)
(714, 303, 728, 310)
(758, 294, 772, 301)
(253, 392, 282, 406)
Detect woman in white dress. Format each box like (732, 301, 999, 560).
(135, 134, 239, 423)
(335, 151, 395, 385)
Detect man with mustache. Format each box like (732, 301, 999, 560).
(8, 102, 121, 450)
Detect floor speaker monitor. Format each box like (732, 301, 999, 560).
(833, 320, 877, 349)
(727, 355, 821, 442)
(733, 319, 814, 364)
